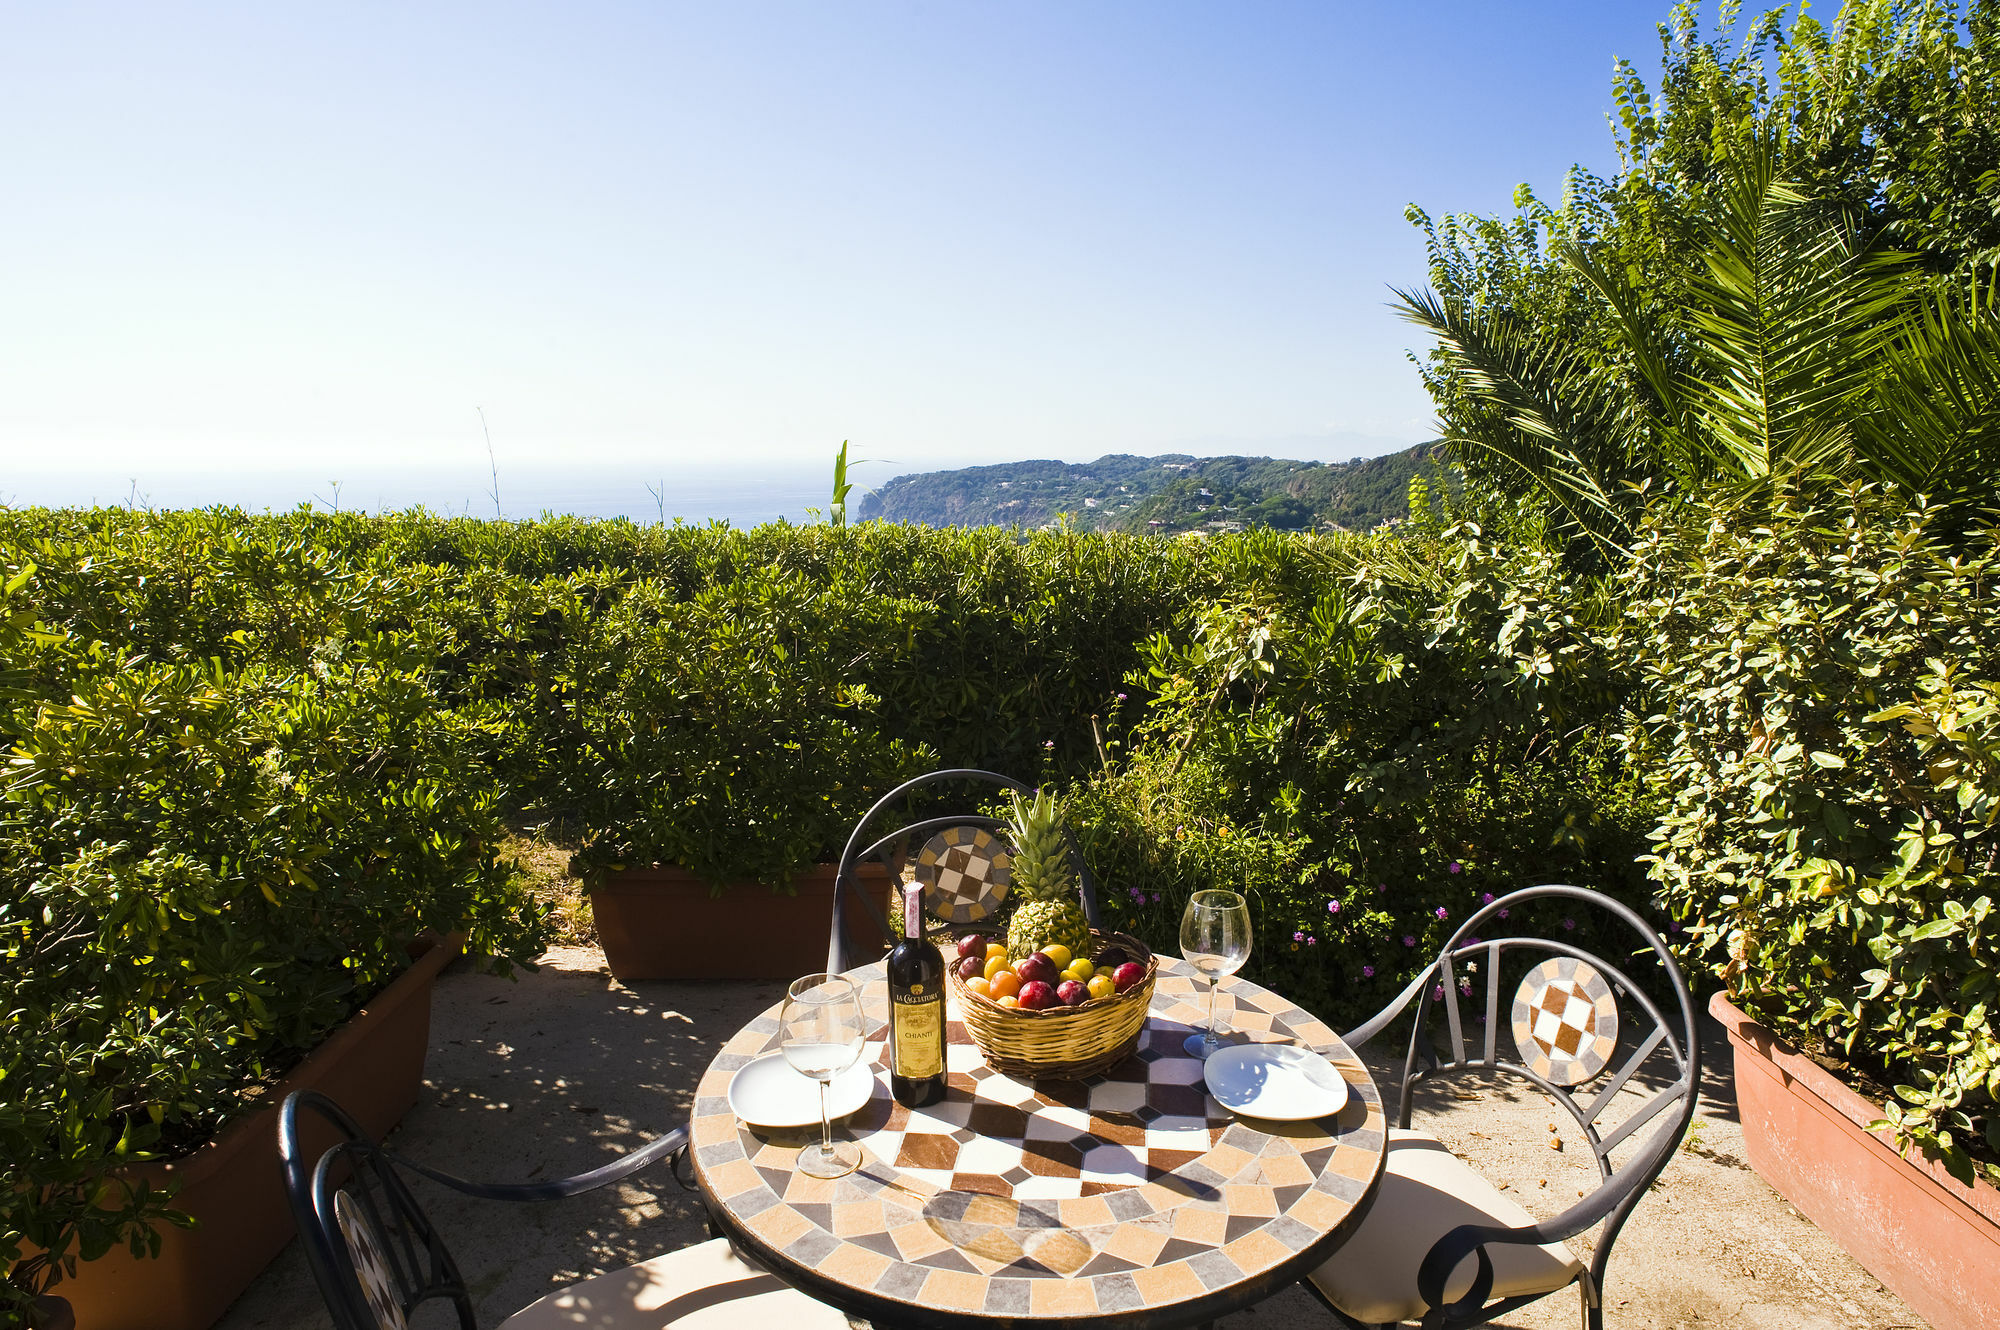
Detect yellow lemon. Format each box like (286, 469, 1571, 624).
(983, 953, 1009, 981)
(1039, 944, 1072, 969)
(1086, 974, 1116, 1001)
(965, 977, 992, 999)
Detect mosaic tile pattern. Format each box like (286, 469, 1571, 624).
(334, 1191, 408, 1330)
(1510, 956, 1618, 1086)
(692, 959, 1387, 1324)
(915, 825, 1012, 925)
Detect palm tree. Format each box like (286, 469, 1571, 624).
(1397, 129, 2000, 547)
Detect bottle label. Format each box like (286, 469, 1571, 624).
(891, 994, 944, 1079)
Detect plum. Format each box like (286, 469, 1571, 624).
(1056, 979, 1089, 1007)
(1015, 952, 1058, 986)
(1017, 980, 1056, 1010)
(1112, 961, 1146, 993)
(955, 955, 985, 982)
(956, 934, 987, 962)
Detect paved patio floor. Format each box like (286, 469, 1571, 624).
(216, 946, 1928, 1330)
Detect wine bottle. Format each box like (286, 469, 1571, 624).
(887, 880, 947, 1107)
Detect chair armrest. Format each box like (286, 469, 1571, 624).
(389, 1124, 688, 1203)
(1414, 1113, 1683, 1315)
(1342, 968, 1434, 1050)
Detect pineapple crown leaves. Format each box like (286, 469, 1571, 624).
(1006, 787, 1077, 903)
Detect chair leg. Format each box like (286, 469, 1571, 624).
(1577, 1270, 1602, 1330)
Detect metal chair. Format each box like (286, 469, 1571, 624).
(1298, 885, 1700, 1330)
(278, 1089, 850, 1330)
(825, 767, 1103, 973)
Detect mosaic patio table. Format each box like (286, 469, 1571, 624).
(690, 957, 1388, 1329)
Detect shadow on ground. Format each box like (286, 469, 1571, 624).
(216, 951, 1926, 1330)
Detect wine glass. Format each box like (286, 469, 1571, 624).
(780, 973, 867, 1179)
(1180, 889, 1252, 1059)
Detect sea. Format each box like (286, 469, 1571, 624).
(2, 464, 840, 529)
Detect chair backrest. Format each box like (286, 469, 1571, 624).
(826, 768, 1102, 973)
(1343, 885, 1700, 1285)
(278, 1090, 474, 1330)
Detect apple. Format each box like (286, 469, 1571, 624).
(1017, 979, 1056, 1010)
(1112, 961, 1146, 993)
(1056, 979, 1088, 1007)
(955, 955, 985, 981)
(957, 933, 988, 962)
(1015, 952, 1058, 986)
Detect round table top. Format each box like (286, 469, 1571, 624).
(690, 958, 1387, 1329)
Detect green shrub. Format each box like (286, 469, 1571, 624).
(1070, 520, 1656, 1022)
(0, 553, 550, 1315)
(558, 558, 938, 884)
(1619, 489, 2000, 1183)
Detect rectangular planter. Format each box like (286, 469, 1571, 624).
(1712, 990, 2000, 1330)
(53, 936, 458, 1330)
(590, 861, 893, 981)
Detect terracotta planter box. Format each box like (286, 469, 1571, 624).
(53, 937, 458, 1330)
(590, 861, 893, 981)
(1712, 990, 2000, 1330)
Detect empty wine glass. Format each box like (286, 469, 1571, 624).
(1180, 889, 1252, 1059)
(780, 973, 866, 1179)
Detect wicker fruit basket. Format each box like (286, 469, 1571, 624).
(947, 930, 1157, 1080)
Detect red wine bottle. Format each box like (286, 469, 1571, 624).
(888, 881, 947, 1107)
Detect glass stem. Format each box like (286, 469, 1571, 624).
(819, 1079, 832, 1158)
(1206, 976, 1219, 1046)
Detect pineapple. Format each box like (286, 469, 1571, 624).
(1004, 789, 1092, 961)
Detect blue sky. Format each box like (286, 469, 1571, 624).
(3, 2, 1706, 497)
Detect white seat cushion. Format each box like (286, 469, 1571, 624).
(500, 1237, 852, 1330)
(1308, 1130, 1581, 1325)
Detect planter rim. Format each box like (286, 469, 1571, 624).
(1710, 988, 2000, 1226)
(124, 934, 460, 1188)
(587, 861, 888, 892)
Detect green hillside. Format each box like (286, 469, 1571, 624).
(856, 447, 1436, 533)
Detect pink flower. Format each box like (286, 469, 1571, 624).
(1361, 964, 1375, 978)
(1293, 931, 1305, 942)
(1497, 908, 1509, 919)
(1481, 892, 1495, 904)
(1448, 861, 1462, 874)
(1562, 918, 1576, 931)
(1150, 894, 1162, 905)
(1431, 984, 1445, 1001)
(1402, 935, 1416, 948)
(1327, 900, 1341, 914)
(1434, 906, 1448, 920)
(1459, 977, 1472, 995)
(1306, 936, 1317, 946)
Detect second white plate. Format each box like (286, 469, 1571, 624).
(1203, 1043, 1349, 1121)
(727, 1053, 876, 1128)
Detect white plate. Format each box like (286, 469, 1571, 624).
(727, 1053, 876, 1128)
(1203, 1043, 1349, 1121)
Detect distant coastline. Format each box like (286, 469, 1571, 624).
(858, 447, 1434, 534)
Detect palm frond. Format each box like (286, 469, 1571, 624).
(1392, 286, 1640, 546)
(1857, 275, 2000, 509)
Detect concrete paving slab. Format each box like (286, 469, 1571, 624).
(214, 947, 1927, 1330)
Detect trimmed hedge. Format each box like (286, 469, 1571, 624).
(1618, 490, 2000, 1184)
